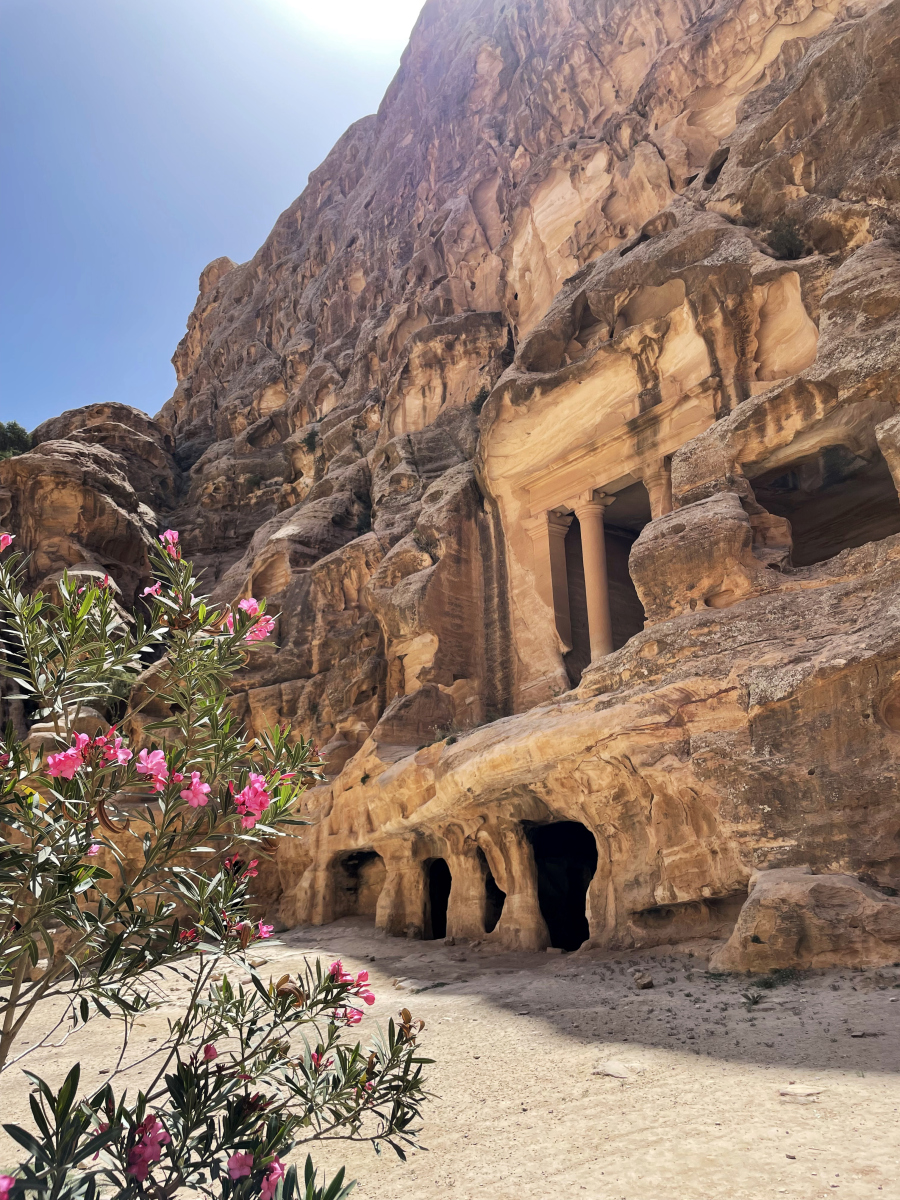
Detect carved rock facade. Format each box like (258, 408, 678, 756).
(3, 0, 900, 968)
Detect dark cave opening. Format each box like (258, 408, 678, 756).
(750, 446, 900, 567)
(527, 821, 598, 951)
(425, 857, 452, 940)
(333, 850, 386, 919)
(478, 847, 506, 934)
(564, 480, 650, 685)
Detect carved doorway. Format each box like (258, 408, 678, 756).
(527, 822, 598, 950)
(425, 858, 452, 939)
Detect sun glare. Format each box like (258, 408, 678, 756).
(271, 0, 425, 51)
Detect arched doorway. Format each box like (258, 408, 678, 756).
(333, 850, 386, 918)
(425, 858, 452, 939)
(477, 847, 506, 934)
(527, 822, 598, 950)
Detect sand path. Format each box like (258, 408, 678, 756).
(2, 918, 899, 1199)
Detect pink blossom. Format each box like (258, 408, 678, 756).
(261, 1157, 285, 1200)
(310, 1051, 333, 1070)
(223, 855, 258, 878)
(225, 612, 235, 634)
(179, 928, 198, 944)
(136, 748, 169, 791)
(355, 970, 369, 985)
(238, 597, 261, 616)
(158, 529, 180, 558)
(87, 844, 100, 856)
(233, 773, 271, 829)
(203, 1043, 218, 1061)
(246, 615, 276, 643)
(102, 736, 132, 766)
(227, 1151, 254, 1181)
(329, 959, 354, 984)
(46, 733, 90, 780)
(0, 1176, 16, 1200)
(257, 922, 274, 939)
(332, 1007, 363, 1026)
(357, 989, 376, 1006)
(0, 533, 14, 553)
(0, 753, 9, 768)
(126, 1114, 169, 1181)
(142, 582, 162, 598)
(180, 771, 211, 808)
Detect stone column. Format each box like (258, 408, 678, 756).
(643, 457, 673, 518)
(524, 510, 573, 650)
(573, 490, 616, 661)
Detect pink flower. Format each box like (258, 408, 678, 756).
(203, 1043, 218, 1061)
(0, 533, 14, 553)
(126, 1114, 169, 1181)
(179, 928, 198, 944)
(246, 615, 276, 643)
(142, 582, 162, 598)
(0, 1176, 16, 1200)
(47, 747, 82, 780)
(357, 989, 376, 1006)
(329, 959, 354, 984)
(46, 733, 90, 780)
(87, 843, 100, 856)
(261, 1157, 285, 1200)
(102, 736, 132, 766)
(310, 1051, 333, 1070)
(238, 597, 261, 616)
(332, 1007, 363, 1026)
(227, 1151, 254, 1181)
(257, 922, 274, 939)
(180, 771, 211, 808)
(355, 970, 369, 985)
(158, 529, 180, 558)
(136, 748, 169, 791)
(225, 612, 235, 634)
(0, 752, 10, 768)
(233, 773, 271, 829)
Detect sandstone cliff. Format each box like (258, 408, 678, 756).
(3, 0, 900, 970)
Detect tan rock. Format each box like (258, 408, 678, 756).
(711, 868, 900, 971)
(4, 0, 900, 970)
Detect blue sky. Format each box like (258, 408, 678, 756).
(0, 0, 422, 430)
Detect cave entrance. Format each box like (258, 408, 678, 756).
(527, 821, 598, 951)
(425, 858, 452, 940)
(750, 445, 900, 566)
(563, 480, 650, 685)
(477, 847, 506, 934)
(333, 850, 386, 919)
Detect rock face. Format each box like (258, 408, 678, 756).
(3, 0, 900, 968)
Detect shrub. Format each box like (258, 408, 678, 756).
(0, 530, 430, 1200)
(0, 422, 31, 461)
(764, 217, 808, 260)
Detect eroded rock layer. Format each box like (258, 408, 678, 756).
(3, 0, 900, 968)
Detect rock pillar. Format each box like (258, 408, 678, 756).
(524, 510, 573, 650)
(643, 457, 673, 518)
(573, 490, 616, 660)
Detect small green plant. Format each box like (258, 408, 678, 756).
(0, 422, 31, 461)
(301, 429, 318, 454)
(764, 217, 808, 260)
(245, 473, 262, 491)
(742, 989, 764, 1010)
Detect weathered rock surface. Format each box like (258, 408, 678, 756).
(711, 867, 900, 970)
(3, 0, 900, 966)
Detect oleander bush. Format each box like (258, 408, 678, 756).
(0, 530, 430, 1200)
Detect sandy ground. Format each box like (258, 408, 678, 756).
(2, 918, 899, 1199)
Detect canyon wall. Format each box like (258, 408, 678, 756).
(3, 0, 900, 969)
